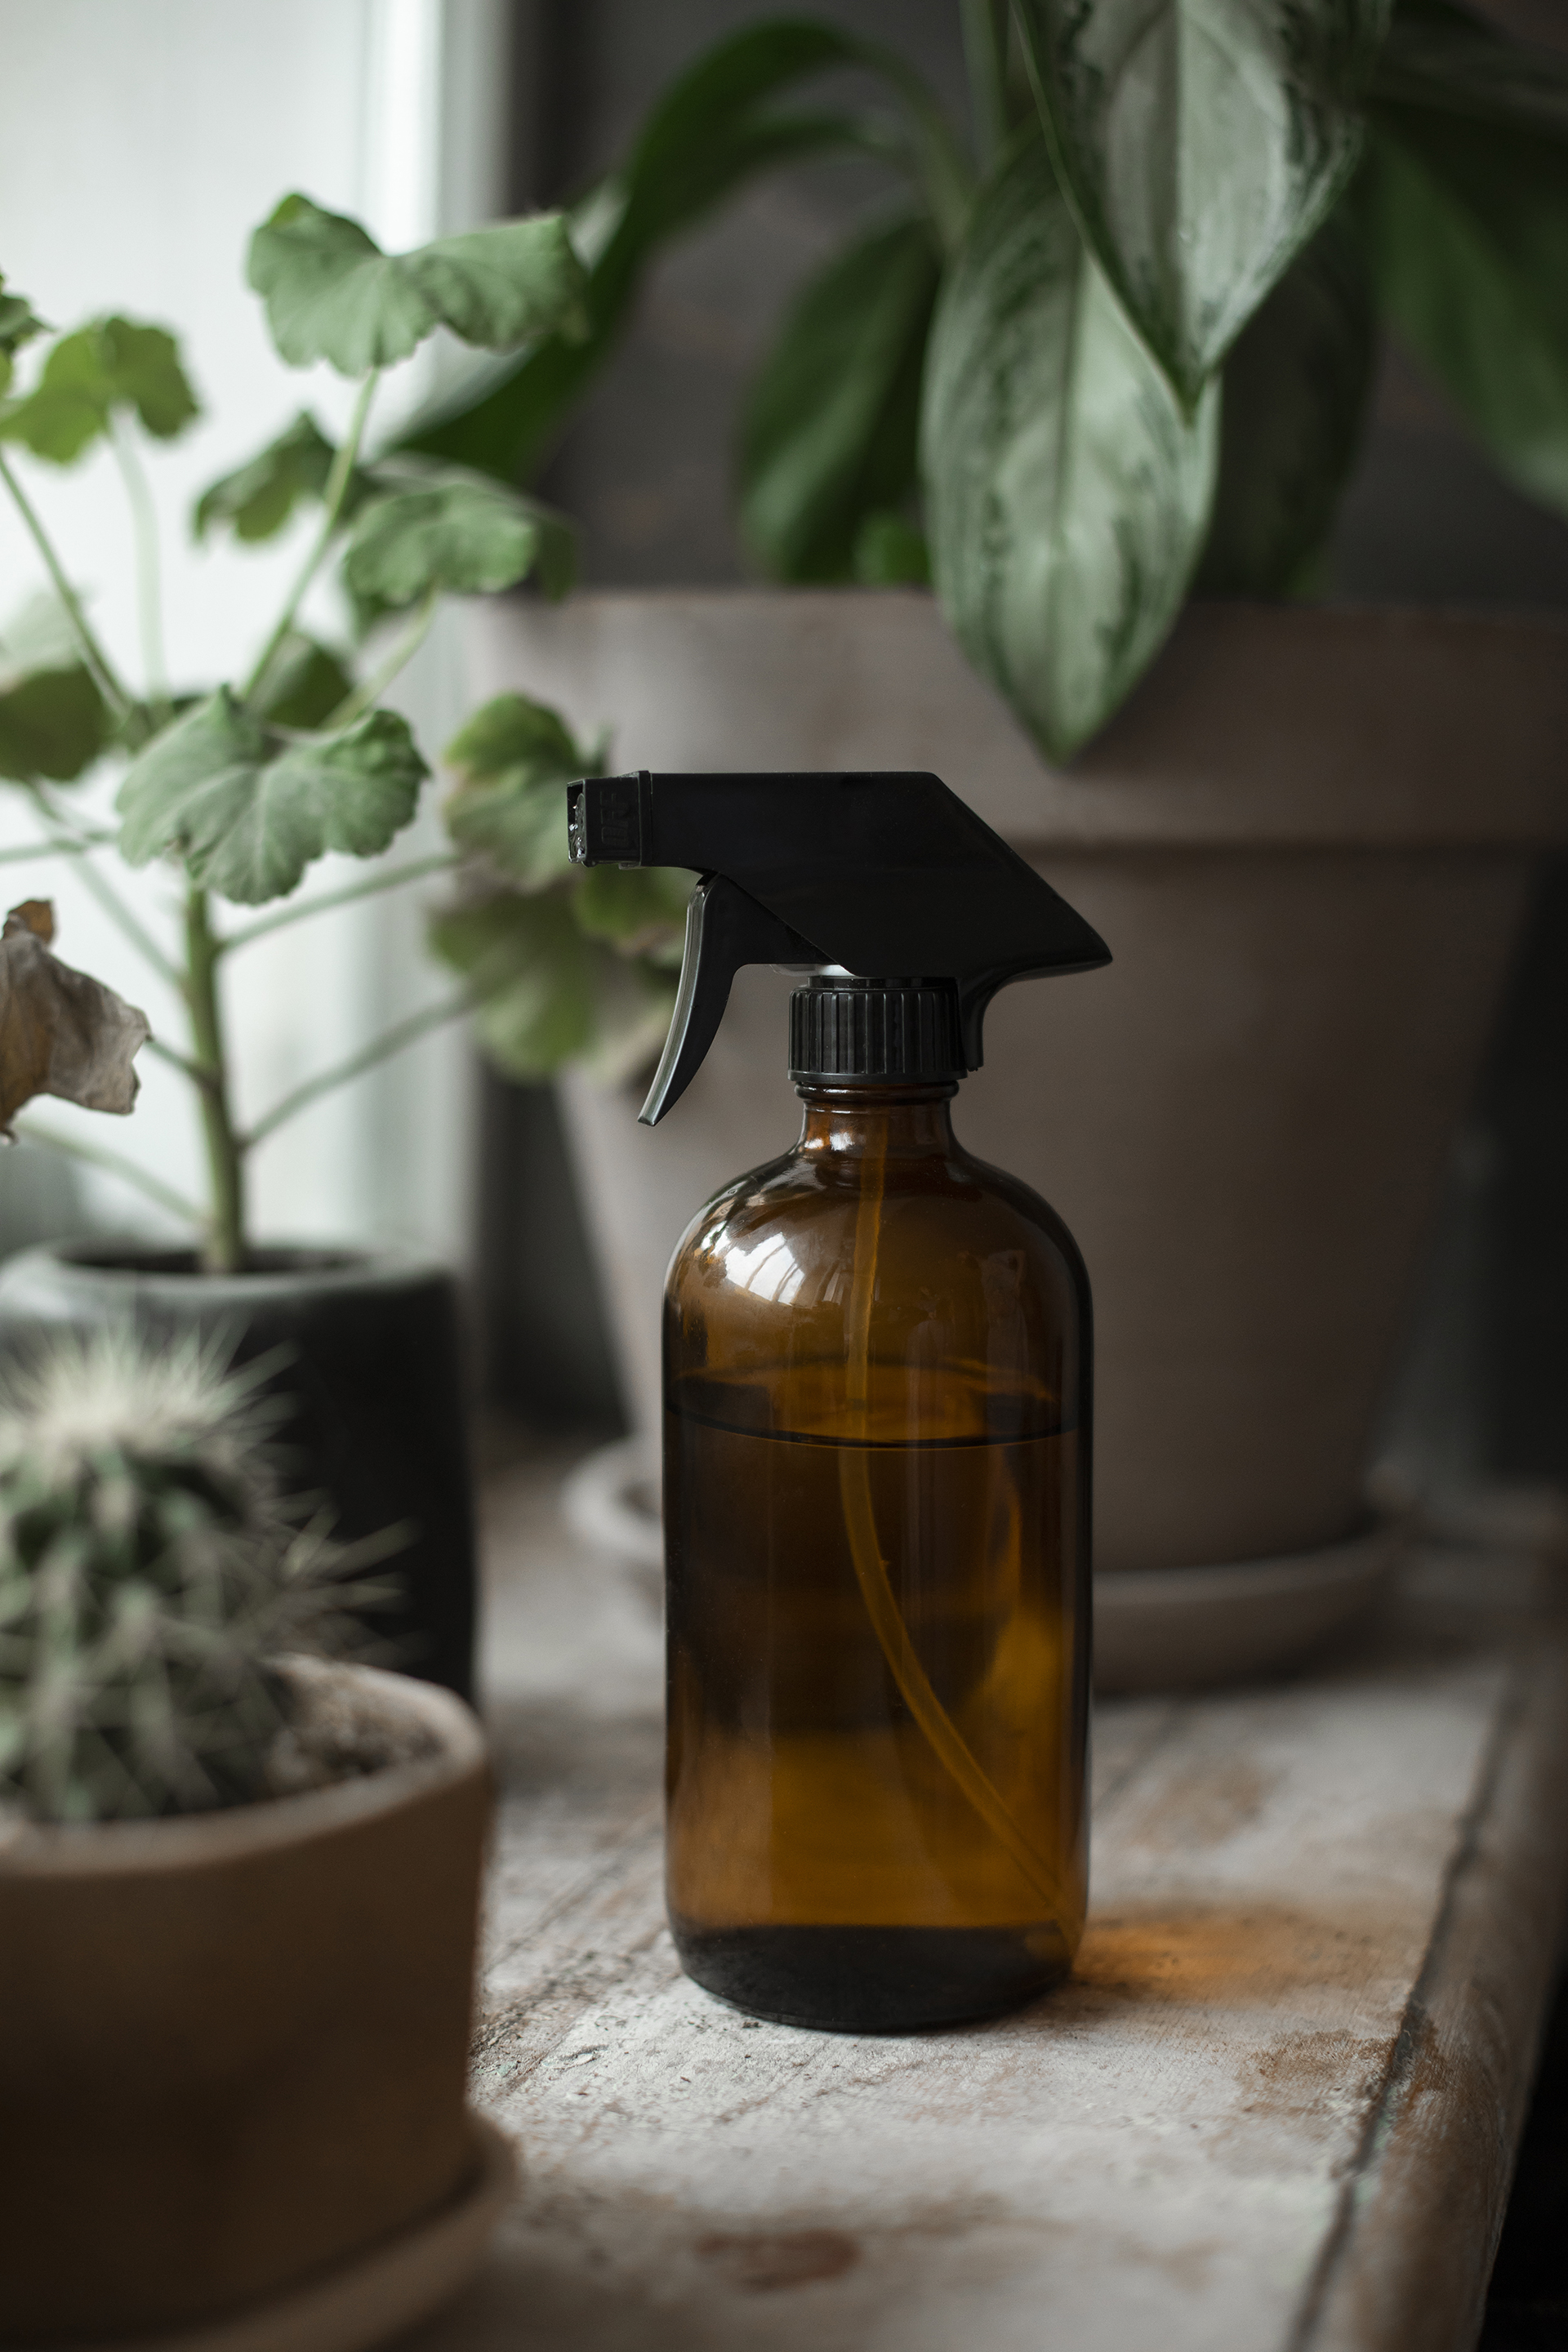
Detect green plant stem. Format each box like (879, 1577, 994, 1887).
(110, 412, 170, 720)
(241, 372, 378, 708)
(243, 992, 470, 1149)
(960, 0, 1010, 173)
(219, 851, 457, 955)
(143, 1034, 216, 1090)
(324, 584, 439, 729)
(0, 830, 118, 866)
(0, 449, 135, 721)
(26, 786, 184, 991)
(183, 884, 246, 1272)
(11, 1118, 203, 1227)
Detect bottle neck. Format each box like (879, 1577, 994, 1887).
(795, 1081, 958, 1157)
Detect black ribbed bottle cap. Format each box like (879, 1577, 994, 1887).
(789, 975, 964, 1085)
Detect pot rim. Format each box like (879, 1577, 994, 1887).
(512, 580, 1568, 636)
(0, 1237, 454, 1302)
(0, 1659, 487, 1879)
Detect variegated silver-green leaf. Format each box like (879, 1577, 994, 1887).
(922, 134, 1218, 763)
(1015, 0, 1391, 405)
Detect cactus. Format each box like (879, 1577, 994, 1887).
(0, 1327, 357, 1824)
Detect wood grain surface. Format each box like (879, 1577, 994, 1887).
(410, 1456, 1568, 2352)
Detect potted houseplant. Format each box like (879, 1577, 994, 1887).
(0, 1327, 506, 2346)
(404, 2, 1568, 1682)
(0, 190, 589, 1697)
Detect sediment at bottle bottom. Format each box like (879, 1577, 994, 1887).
(670, 1918, 1073, 2034)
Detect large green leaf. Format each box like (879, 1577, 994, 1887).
(1362, 6, 1568, 518)
(397, 19, 962, 486)
(443, 692, 591, 885)
(922, 134, 1218, 762)
(342, 475, 575, 610)
(738, 213, 941, 581)
(117, 690, 426, 905)
(1014, 0, 1392, 405)
(193, 412, 375, 544)
(1196, 214, 1375, 594)
(430, 891, 677, 1083)
(0, 667, 108, 784)
(0, 317, 198, 463)
(247, 196, 587, 376)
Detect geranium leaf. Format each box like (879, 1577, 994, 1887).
(0, 278, 47, 398)
(430, 893, 597, 1073)
(445, 690, 588, 786)
(250, 631, 354, 730)
(0, 592, 80, 675)
(1, 317, 198, 464)
(738, 213, 941, 581)
(572, 864, 693, 959)
(97, 318, 199, 439)
(1013, 0, 1392, 405)
(1363, 5, 1568, 519)
(402, 219, 590, 348)
(0, 283, 47, 355)
(449, 776, 577, 885)
(343, 476, 575, 608)
(443, 693, 591, 885)
(0, 901, 149, 1134)
(922, 133, 1218, 762)
(247, 194, 586, 376)
(1195, 212, 1375, 594)
(0, 597, 109, 783)
(116, 690, 427, 905)
(430, 891, 676, 1082)
(194, 412, 375, 544)
(0, 666, 109, 785)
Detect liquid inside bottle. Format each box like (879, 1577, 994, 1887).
(663, 1082, 1091, 2032)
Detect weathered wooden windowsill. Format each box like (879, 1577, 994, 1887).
(411, 1453, 1568, 2352)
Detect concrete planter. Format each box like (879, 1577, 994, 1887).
(0, 1661, 504, 2350)
(470, 590, 1568, 1682)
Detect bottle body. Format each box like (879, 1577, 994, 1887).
(663, 1083, 1091, 2031)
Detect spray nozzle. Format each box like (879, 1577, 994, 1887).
(567, 769, 1111, 1125)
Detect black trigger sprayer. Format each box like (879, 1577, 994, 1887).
(568, 769, 1110, 2031)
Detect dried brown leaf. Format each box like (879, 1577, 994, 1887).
(4, 901, 55, 944)
(0, 901, 149, 1133)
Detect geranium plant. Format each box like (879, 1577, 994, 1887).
(0, 194, 586, 1271)
(399, 0, 1568, 764)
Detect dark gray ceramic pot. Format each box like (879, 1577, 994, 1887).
(0, 1243, 476, 1703)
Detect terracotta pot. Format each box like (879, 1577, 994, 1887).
(0, 1661, 492, 2346)
(468, 590, 1568, 1674)
(0, 1245, 477, 1703)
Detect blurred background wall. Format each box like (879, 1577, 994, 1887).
(2, 0, 1566, 1490)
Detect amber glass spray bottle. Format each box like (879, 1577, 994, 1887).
(568, 769, 1110, 2032)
